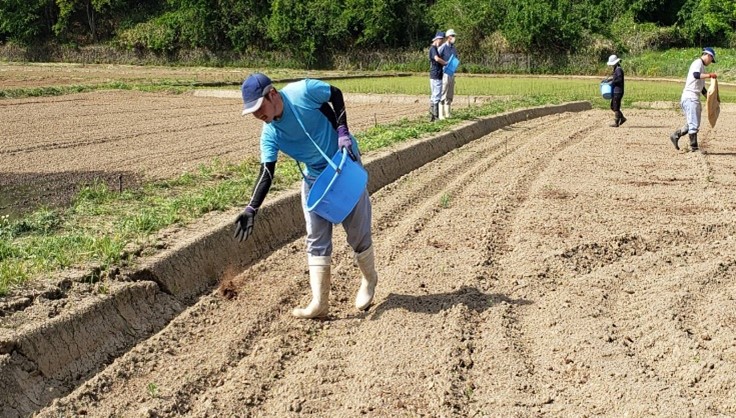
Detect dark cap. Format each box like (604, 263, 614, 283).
(241, 73, 274, 115)
(702, 47, 716, 63)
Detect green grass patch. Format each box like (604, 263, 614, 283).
(0, 80, 207, 99)
(327, 75, 736, 108)
(624, 48, 736, 80)
(0, 158, 303, 296)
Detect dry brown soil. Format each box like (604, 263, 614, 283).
(33, 107, 736, 417)
(0, 63, 368, 89)
(0, 90, 435, 215)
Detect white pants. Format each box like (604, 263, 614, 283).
(441, 74, 455, 104)
(680, 98, 702, 134)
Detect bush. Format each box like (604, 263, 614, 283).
(116, 17, 178, 53)
(679, 0, 734, 47)
(611, 13, 685, 54)
(502, 0, 584, 54)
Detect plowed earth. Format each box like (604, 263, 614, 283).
(34, 107, 736, 417)
(0, 63, 362, 89)
(0, 90, 434, 216)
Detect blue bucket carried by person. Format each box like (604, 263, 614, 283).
(305, 148, 367, 223)
(444, 54, 460, 76)
(287, 100, 368, 224)
(600, 80, 613, 100)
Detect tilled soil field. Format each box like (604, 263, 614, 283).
(0, 90, 436, 215)
(0, 63, 370, 89)
(34, 107, 736, 417)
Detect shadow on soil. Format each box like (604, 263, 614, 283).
(621, 125, 668, 129)
(370, 285, 532, 319)
(0, 171, 142, 218)
(704, 152, 736, 156)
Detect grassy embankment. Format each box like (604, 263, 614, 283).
(623, 48, 736, 80)
(2, 73, 734, 296)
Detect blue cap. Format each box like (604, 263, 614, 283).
(433, 31, 445, 41)
(241, 73, 274, 115)
(703, 47, 716, 63)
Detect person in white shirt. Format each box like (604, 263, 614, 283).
(670, 48, 717, 152)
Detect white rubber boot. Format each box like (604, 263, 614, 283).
(293, 255, 331, 319)
(354, 246, 378, 311)
(445, 103, 451, 118)
(438, 101, 446, 120)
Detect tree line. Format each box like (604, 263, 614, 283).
(1, 0, 734, 67)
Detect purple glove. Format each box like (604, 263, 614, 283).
(337, 125, 357, 161)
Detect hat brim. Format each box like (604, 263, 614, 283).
(607, 59, 621, 66)
(242, 96, 265, 115)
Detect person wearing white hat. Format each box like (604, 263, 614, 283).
(438, 29, 459, 119)
(669, 47, 718, 152)
(604, 54, 626, 127)
(428, 31, 448, 122)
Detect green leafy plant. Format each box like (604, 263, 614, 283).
(439, 193, 452, 209)
(147, 382, 159, 398)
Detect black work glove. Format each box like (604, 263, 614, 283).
(233, 206, 257, 242)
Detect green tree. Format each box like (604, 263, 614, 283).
(219, 0, 271, 51)
(0, 0, 55, 43)
(428, 0, 507, 51)
(679, 0, 735, 46)
(502, 0, 584, 53)
(630, 0, 687, 26)
(165, 0, 222, 49)
(267, 0, 347, 66)
(343, 0, 429, 47)
(53, 0, 129, 42)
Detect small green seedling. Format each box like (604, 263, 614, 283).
(147, 382, 159, 398)
(439, 193, 451, 208)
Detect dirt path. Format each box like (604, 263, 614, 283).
(35, 108, 736, 417)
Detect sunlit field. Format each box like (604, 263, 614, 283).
(324, 75, 736, 108)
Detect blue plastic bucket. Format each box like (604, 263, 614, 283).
(600, 81, 613, 100)
(444, 55, 460, 76)
(306, 149, 368, 224)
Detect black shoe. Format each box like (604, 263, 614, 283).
(689, 133, 698, 152)
(669, 132, 680, 150)
(618, 116, 627, 126)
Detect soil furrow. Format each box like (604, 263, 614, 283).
(375, 114, 579, 265)
(25, 106, 736, 417)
